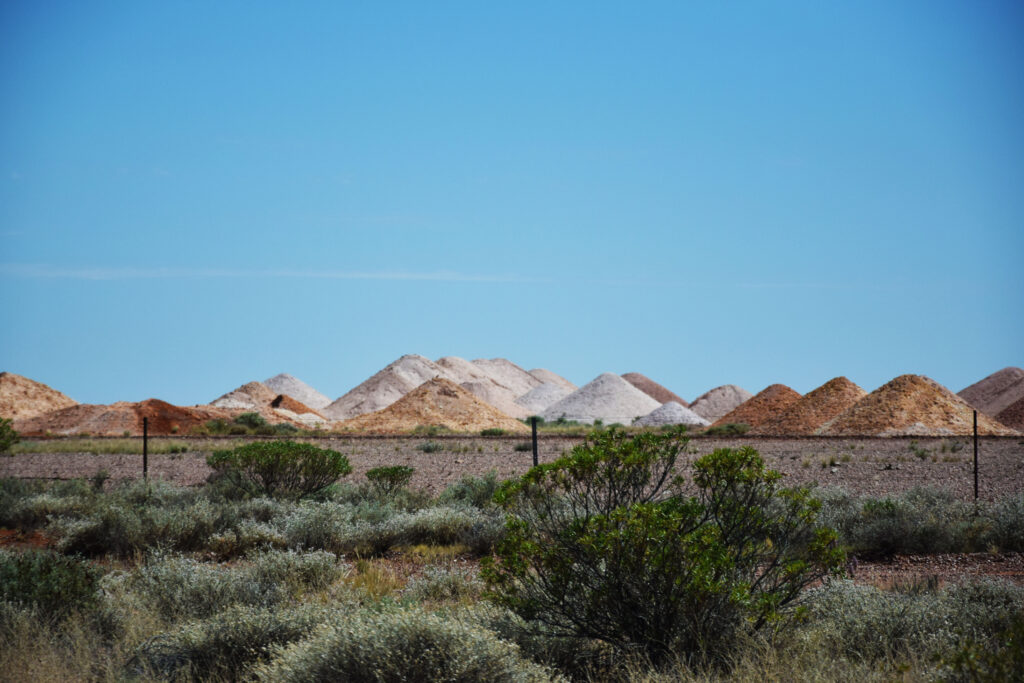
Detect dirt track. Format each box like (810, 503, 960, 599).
(2, 435, 1022, 500)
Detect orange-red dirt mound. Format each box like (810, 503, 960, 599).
(621, 373, 689, 407)
(711, 384, 802, 429)
(270, 394, 325, 419)
(958, 367, 1024, 418)
(339, 377, 529, 435)
(0, 372, 78, 420)
(13, 399, 235, 436)
(820, 374, 1018, 436)
(996, 396, 1024, 432)
(753, 377, 866, 436)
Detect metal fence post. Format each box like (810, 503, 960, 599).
(143, 416, 149, 480)
(531, 417, 539, 468)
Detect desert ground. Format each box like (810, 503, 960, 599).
(4, 434, 1022, 500)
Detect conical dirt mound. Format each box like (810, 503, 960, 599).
(0, 372, 78, 420)
(515, 382, 573, 415)
(264, 373, 331, 410)
(540, 372, 661, 425)
(621, 373, 689, 407)
(210, 382, 277, 411)
(821, 374, 1018, 436)
(471, 358, 541, 397)
(690, 385, 752, 422)
(712, 384, 802, 428)
(437, 356, 531, 418)
(340, 377, 528, 434)
(634, 402, 710, 427)
(958, 367, 1024, 417)
(323, 354, 451, 420)
(528, 368, 577, 392)
(13, 399, 234, 436)
(996, 396, 1024, 432)
(753, 377, 866, 435)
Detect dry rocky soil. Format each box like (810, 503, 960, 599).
(3, 435, 1022, 500)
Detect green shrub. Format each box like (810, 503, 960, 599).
(52, 496, 217, 557)
(411, 424, 452, 436)
(365, 465, 415, 496)
(0, 418, 18, 455)
(416, 441, 444, 453)
(513, 442, 532, 452)
(252, 607, 558, 682)
(483, 428, 844, 666)
(120, 550, 341, 621)
(234, 412, 268, 429)
(702, 422, 750, 436)
(207, 441, 352, 500)
(405, 565, 484, 603)
(805, 578, 1024, 664)
(947, 610, 1024, 682)
(0, 549, 101, 619)
(130, 603, 332, 681)
(440, 471, 502, 508)
(481, 428, 507, 436)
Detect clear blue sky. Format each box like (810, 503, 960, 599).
(2, 1, 1022, 405)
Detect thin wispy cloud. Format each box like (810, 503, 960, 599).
(0, 263, 544, 284)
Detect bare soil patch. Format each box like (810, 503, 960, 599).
(3, 436, 1021, 501)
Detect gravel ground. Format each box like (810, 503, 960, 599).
(2, 435, 1022, 500)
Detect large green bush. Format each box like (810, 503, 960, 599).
(0, 549, 101, 619)
(0, 418, 18, 455)
(482, 428, 844, 666)
(207, 441, 352, 500)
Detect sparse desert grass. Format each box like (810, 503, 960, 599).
(0, 468, 1022, 682)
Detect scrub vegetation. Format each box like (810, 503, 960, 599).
(0, 428, 1021, 681)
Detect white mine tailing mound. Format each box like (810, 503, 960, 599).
(437, 356, 539, 419)
(515, 382, 573, 416)
(528, 368, 577, 392)
(460, 379, 531, 419)
(210, 381, 277, 411)
(436, 356, 493, 384)
(471, 358, 541, 397)
(689, 384, 753, 423)
(634, 401, 710, 427)
(322, 354, 449, 420)
(541, 372, 661, 425)
(264, 373, 332, 411)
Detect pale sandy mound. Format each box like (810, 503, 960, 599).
(712, 384, 802, 429)
(996, 396, 1024, 432)
(753, 377, 866, 435)
(635, 402, 710, 427)
(264, 373, 332, 411)
(459, 380, 531, 419)
(0, 372, 78, 420)
(340, 377, 529, 434)
(528, 368, 577, 392)
(515, 382, 573, 416)
(323, 354, 451, 420)
(690, 385, 753, 422)
(541, 373, 661, 425)
(958, 367, 1024, 417)
(210, 382, 277, 411)
(471, 358, 541, 397)
(820, 374, 1018, 436)
(621, 372, 689, 407)
(14, 399, 235, 436)
(436, 356, 530, 418)
(436, 356, 492, 384)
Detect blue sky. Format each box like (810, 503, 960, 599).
(2, 1, 1022, 405)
